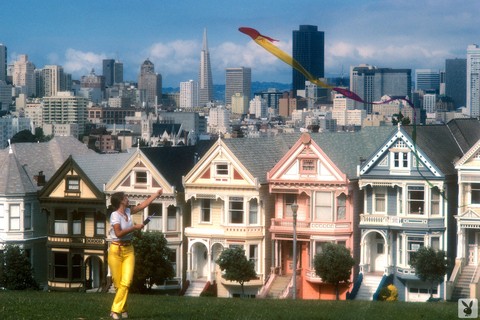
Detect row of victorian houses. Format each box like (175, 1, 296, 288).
(1, 118, 480, 302)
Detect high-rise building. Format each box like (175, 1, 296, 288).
(114, 61, 123, 84)
(198, 28, 213, 106)
(292, 25, 324, 95)
(103, 59, 115, 87)
(180, 80, 199, 108)
(43, 91, 88, 135)
(415, 69, 440, 93)
(350, 64, 411, 114)
(103, 59, 124, 87)
(467, 44, 480, 117)
(42, 65, 64, 97)
(445, 58, 466, 109)
(13, 54, 36, 97)
(225, 67, 251, 106)
(0, 44, 6, 83)
(208, 105, 230, 134)
(138, 59, 162, 107)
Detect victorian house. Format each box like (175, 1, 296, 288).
(104, 143, 212, 289)
(183, 137, 288, 297)
(38, 152, 130, 291)
(265, 128, 394, 300)
(449, 137, 480, 300)
(356, 121, 479, 302)
(0, 137, 93, 288)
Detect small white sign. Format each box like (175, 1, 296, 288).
(458, 298, 478, 318)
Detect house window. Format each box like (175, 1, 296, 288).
(301, 159, 316, 173)
(431, 237, 440, 251)
(201, 199, 211, 223)
(95, 212, 105, 236)
(167, 207, 177, 231)
(315, 191, 333, 221)
(72, 211, 82, 235)
(54, 208, 68, 235)
(374, 189, 386, 213)
(398, 236, 403, 265)
(284, 194, 297, 218)
(229, 197, 244, 224)
(393, 152, 409, 168)
(431, 188, 441, 215)
(135, 171, 147, 184)
(249, 199, 258, 225)
(472, 183, 480, 204)
(216, 163, 228, 176)
(9, 204, 20, 230)
(66, 177, 80, 191)
(54, 252, 68, 279)
(407, 236, 424, 265)
(24, 203, 32, 230)
(336, 194, 346, 220)
(148, 203, 163, 231)
(0, 204, 4, 230)
(72, 254, 82, 280)
(408, 186, 424, 215)
(169, 249, 177, 275)
(249, 244, 259, 273)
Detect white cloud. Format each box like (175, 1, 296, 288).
(62, 49, 106, 76)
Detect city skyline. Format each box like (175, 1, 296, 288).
(2, 1, 480, 87)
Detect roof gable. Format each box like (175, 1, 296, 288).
(268, 133, 346, 183)
(456, 139, 480, 168)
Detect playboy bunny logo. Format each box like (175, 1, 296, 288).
(459, 299, 478, 318)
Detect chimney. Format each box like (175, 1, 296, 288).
(34, 171, 46, 186)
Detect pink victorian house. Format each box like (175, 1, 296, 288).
(265, 129, 394, 299)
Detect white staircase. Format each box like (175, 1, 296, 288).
(451, 265, 477, 301)
(355, 274, 383, 300)
(183, 280, 207, 297)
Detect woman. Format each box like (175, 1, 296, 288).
(108, 189, 163, 319)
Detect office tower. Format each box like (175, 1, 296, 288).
(0, 80, 12, 111)
(0, 44, 6, 82)
(249, 95, 267, 118)
(350, 64, 411, 114)
(445, 58, 466, 109)
(103, 59, 115, 87)
(467, 44, 480, 117)
(415, 69, 440, 93)
(198, 28, 213, 106)
(13, 54, 36, 97)
(207, 105, 230, 134)
(114, 61, 123, 84)
(292, 25, 324, 95)
(42, 91, 88, 135)
(254, 88, 283, 114)
(138, 58, 162, 107)
(423, 94, 437, 113)
(79, 69, 105, 103)
(180, 80, 199, 108)
(225, 67, 251, 107)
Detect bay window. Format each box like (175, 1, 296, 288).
(201, 199, 211, 223)
(407, 236, 424, 265)
(229, 197, 244, 224)
(408, 186, 424, 215)
(472, 183, 480, 204)
(249, 199, 258, 225)
(315, 191, 333, 221)
(9, 204, 20, 230)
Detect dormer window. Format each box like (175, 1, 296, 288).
(66, 177, 80, 191)
(390, 140, 410, 171)
(393, 152, 408, 168)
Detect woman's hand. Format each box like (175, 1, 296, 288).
(156, 188, 163, 197)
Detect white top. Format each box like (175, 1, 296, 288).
(109, 208, 134, 241)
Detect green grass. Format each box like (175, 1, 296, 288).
(0, 291, 460, 320)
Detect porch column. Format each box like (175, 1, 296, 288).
(208, 250, 213, 282)
(457, 227, 465, 260)
(187, 249, 192, 281)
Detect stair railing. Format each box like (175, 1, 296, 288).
(446, 258, 464, 300)
(346, 273, 363, 300)
(469, 265, 480, 299)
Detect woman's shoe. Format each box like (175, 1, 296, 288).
(110, 312, 120, 319)
(121, 312, 128, 318)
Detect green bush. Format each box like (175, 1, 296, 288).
(379, 284, 398, 301)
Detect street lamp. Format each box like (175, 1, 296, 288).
(291, 201, 299, 300)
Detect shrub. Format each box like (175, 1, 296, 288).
(379, 284, 398, 301)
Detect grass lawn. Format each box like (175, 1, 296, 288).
(0, 291, 460, 320)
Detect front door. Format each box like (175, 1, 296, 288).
(468, 230, 478, 265)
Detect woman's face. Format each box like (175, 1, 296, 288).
(122, 195, 130, 207)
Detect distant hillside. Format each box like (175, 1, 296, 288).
(163, 81, 292, 104)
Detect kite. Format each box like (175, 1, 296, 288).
(239, 27, 446, 198)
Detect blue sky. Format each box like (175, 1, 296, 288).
(1, 0, 479, 87)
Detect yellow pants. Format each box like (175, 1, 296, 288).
(108, 244, 135, 314)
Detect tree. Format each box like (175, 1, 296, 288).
(130, 231, 175, 293)
(313, 243, 355, 300)
(392, 111, 411, 126)
(216, 247, 257, 297)
(0, 244, 39, 290)
(10, 129, 37, 143)
(410, 246, 449, 300)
